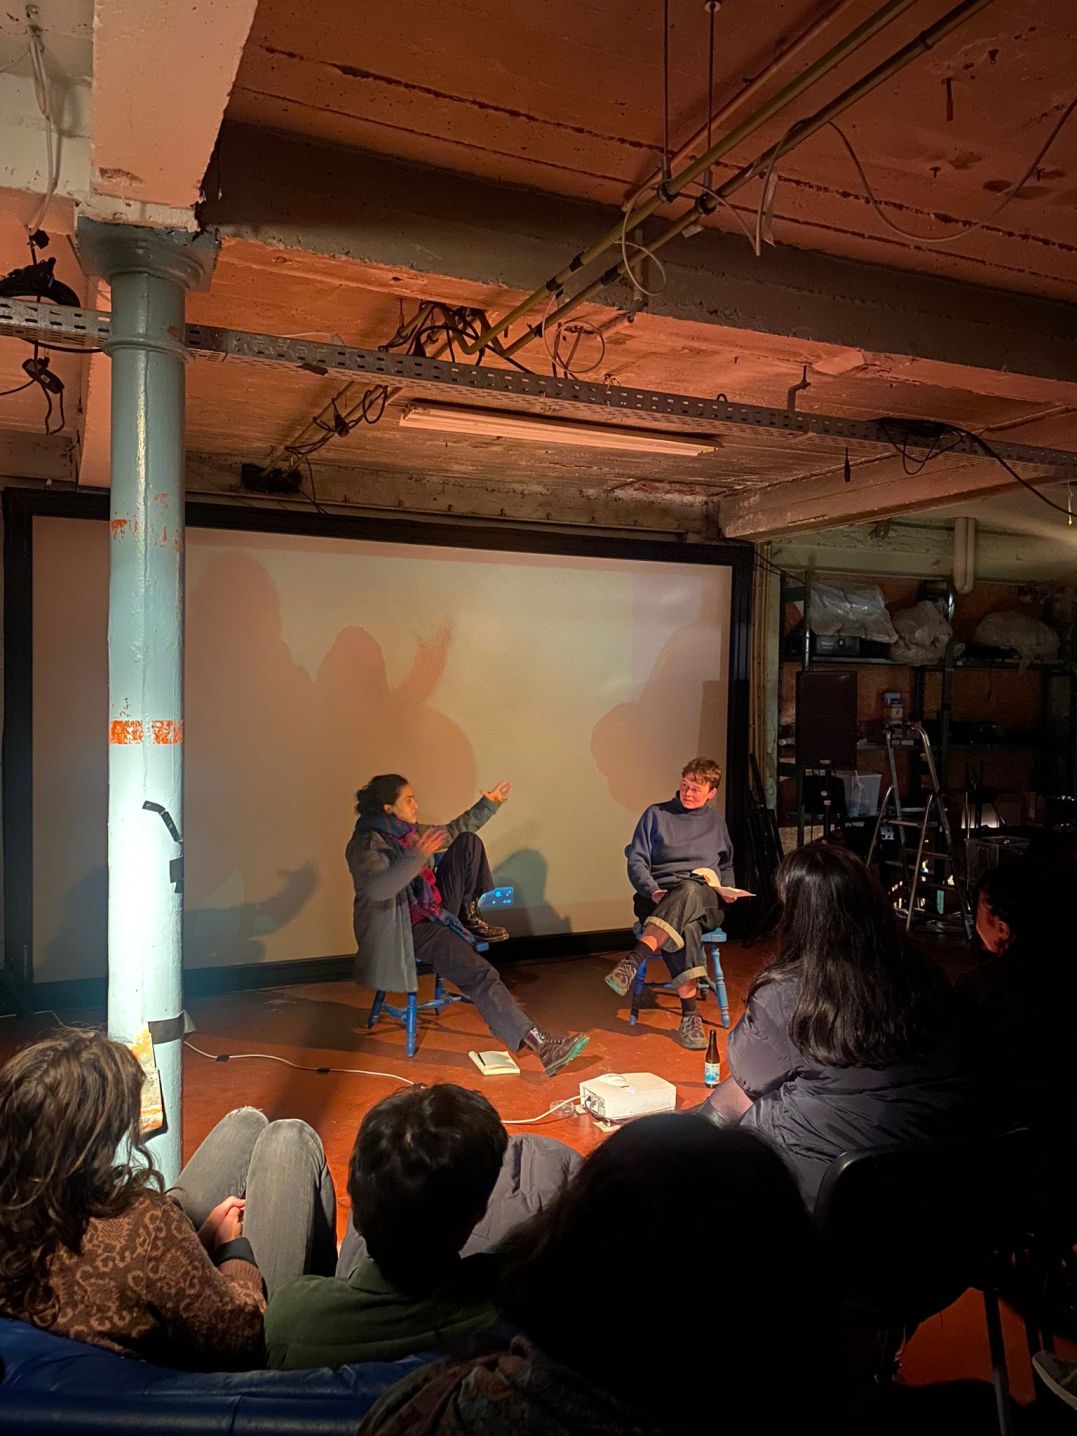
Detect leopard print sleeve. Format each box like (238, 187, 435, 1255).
(130, 1196, 267, 1369)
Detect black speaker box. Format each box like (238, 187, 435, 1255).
(795, 669, 858, 770)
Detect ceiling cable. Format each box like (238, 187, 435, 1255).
(828, 95, 1077, 246)
(662, 0, 671, 183)
(495, 0, 992, 359)
(704, 2, 720, 191)
(460, 0, 923, 355)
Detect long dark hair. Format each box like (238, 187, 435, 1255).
(0, 1029, 161, 1322)
(496, 1116, 833, 1425)
(355, 774, 408, 817)
(755, 844, 950, 1067)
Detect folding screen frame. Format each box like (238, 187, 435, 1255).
(2, 487, 752, 1005)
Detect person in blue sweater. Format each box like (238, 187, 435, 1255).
(607, 757, 751, 1049)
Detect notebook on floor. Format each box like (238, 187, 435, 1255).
(468, 1049, 521, 1076)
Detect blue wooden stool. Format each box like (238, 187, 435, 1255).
(368, 943, 487, 1058)
(629, 927, 730, 1028)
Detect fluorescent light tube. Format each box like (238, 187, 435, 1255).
(399, 403, 716, 457)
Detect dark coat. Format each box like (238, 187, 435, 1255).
(731, 974, 986, 1209)
(346, 797, 497, 993)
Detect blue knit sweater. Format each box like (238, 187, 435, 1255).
(625, 796, 735, 899)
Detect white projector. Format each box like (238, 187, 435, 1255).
(578, 1071, 677, 1123)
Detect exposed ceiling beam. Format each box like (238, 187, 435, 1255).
(187, 454, 721, 539)
(720, 453, 1072, 540)
(770, 520, 1077, 583)
(0, 429, 75, 482)
(201, 123, 1077, 406)
(90, 0, 259, 218)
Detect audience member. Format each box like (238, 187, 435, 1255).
(697, 844, 985, 1208)
(266, 1084, 550, 1369)
(357, 1116, 838, 1436)
(336, 1129, 580, 1278)
(0, 1029, 335, 1369)
(960, 851, 1077, 1235)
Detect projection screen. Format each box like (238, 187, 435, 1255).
(29, 513, 736, 984)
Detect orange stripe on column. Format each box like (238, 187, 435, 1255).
(150, 720, 184, 745)
(110, 719, 144, 743)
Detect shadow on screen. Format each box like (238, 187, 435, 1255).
(184, 861, 320, 967)
(43, 862, 322, 980)
(591, 623, 724, 813)
(44, 865, 108, 983)
(490, 848, 572, 938)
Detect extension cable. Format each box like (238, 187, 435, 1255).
(182, 1041, 578, 1126)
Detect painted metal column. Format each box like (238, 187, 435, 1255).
(78, 223, 217, 1184)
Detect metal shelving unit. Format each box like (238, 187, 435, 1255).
(778, 570, 1077, 845)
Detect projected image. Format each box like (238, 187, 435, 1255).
(32, 519, 732, 982)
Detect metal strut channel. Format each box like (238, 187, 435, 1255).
(4, 298, 1077, 476)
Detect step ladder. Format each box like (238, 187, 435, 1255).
(867, 722, 972, 938)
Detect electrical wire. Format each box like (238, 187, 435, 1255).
(0, 45, 29, 75)
(662, 0, 671, 183)
(183, 1041, 579, 1125)
(874, 418, 1077, 520)
(704, 2, 718, 192)
(502, 1098, 580, 1126)
(949, 425, 1077, 520)
(0, 377, 35, 397)
(617, 202, 669, 300)
(538, 291, 608, 379)
(25, 21, 59, 237)
(753, 126, 795, 257)
(686, 181, 757, 247)
(828, 96, 1077, 246)
(183, 1040, 417, 1085)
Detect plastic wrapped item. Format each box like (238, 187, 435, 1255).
(972, 611, 1059, 664)
(835, 770, 882, 817)
(803, 582, 898, 644)
(890, 601, 958, 666)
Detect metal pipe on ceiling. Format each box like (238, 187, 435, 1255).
(621, 0, 862, 212)
(501, 0, 995, 359)
(459, 0, 921, 355)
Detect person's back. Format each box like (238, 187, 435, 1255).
(959, 856, 1077, 1235)
(265, 1085, 508, 1370)
(0, 1030, 266, 1371)
(720, 845, 986, 1208)
(960, 857, 1076, 1134)
(735, 971, 984, 1208)
(357, 1117, 839, 1436)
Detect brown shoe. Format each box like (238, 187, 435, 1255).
(677, 1013, 707, 1049)
(537, 1032, 590, 1077)
(605, 954, 640, 997)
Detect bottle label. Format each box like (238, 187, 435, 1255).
(704, 1061, 720, 1087)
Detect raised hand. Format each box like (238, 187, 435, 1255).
(483, 780, 512, 805)
(415, 827, 448, 858)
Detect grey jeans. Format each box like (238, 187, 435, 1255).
(170, 1107, 337, 1297)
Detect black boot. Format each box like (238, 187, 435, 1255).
(523, 1027, 590, 1077)
(463, 899, 508, 943)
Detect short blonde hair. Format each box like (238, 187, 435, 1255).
(682, 758, 722, 791)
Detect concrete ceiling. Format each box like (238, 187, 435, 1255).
(1, 0, 1076, 541)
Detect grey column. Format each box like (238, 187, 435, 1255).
(78, 222, 217, 1184)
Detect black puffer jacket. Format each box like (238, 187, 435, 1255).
(732, 973, 987, 1209)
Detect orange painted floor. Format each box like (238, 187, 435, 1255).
(4, 939, 1072, 1408)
